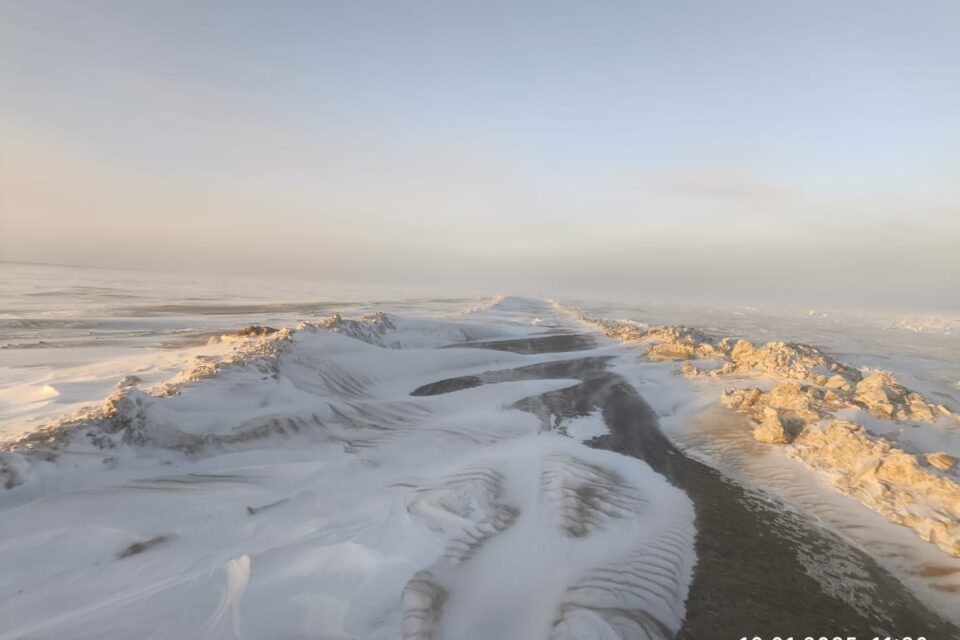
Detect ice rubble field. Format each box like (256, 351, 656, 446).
(0, 302, 696, 640)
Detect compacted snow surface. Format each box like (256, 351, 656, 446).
(3, 264, 960, 639)
(1, 281, 696, 640)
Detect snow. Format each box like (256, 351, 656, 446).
(565, 297, 960, 417)
(0, 262, 505, 440)
(559, 299, 960, 621)
(5, 263, 960, 636)
(0, 281, 695, 640)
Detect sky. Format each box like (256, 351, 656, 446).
(1, 1, 958, 311)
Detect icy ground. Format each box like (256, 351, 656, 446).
(0, 296, 697, 639)
(3, 264, 960, 638)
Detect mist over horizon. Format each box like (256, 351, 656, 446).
(3, 1, 959, 312)
(3, 257, 957, 316)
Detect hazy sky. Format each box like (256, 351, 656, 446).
(2, 1, 958, 310)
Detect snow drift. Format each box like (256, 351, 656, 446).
(0, 304, 695, 640)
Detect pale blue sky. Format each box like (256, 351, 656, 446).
(2, 1, 958, 310)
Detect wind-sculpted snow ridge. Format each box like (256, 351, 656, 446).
(399, 441, 695, 640)
(0, 309, 696, 639)
(550, 514, 694, 640)
(1, 307, 520, 490)
(0, 327, 295, 489)
(2, 308, 504, 488)
(544, 460, 693, 640)
(568, 306, 960, 557)
(298, 311, 512, 349)
(541, 454, 649, 538)
(458, 293, 506, 315)
(298, 311, 398, 346)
